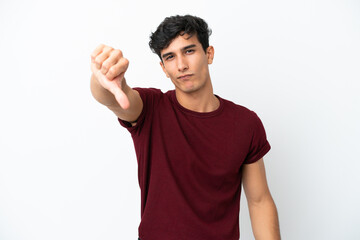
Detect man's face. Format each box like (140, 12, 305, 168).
(160, 34, 214, 94)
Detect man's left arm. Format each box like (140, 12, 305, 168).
(242, 158, 281, 240)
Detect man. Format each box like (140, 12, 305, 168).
(90, 15, 280, 240)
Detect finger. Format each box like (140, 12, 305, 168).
(94, 46, 113, 70)
(113, 84, 130, 110)
(90, 62, 104, 81)
(90, 44, 106, 62)
(90, 61, 98, 74)
(106, 57, 129, 80)
(102, 50, 123, 78)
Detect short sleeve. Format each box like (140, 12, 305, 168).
(243, 111, 271, 164)
(117, 87, 163, 135)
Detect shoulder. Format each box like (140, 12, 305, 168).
(219, 95, 258, 121)
(217, 96, 268, 136)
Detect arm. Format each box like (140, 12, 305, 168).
(242, 158, 281, 240)
(90, 44, 143, 123)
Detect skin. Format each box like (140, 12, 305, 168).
(159, 33, 219, 113)
(242, 158, 281, 239)
(90, 34, 280, 239)
(90, 44, 142, 123)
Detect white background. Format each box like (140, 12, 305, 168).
(1, 0, 359, 239)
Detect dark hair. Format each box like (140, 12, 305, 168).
(149, 15, 212, 60)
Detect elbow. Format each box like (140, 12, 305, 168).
(247, 192, 275, 208)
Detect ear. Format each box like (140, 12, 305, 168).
(160, 61, 170, 78)
(206, 46, 214, 64)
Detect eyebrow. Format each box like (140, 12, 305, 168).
(162, 44, 197, 59)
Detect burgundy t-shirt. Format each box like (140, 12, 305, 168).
(118, 88, 271, 240)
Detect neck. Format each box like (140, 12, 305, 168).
(175, 85, 220, 113)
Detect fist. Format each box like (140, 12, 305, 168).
(90, 44, 130, 109)
(90, 44, 129, 81)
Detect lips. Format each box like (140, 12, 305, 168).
(178, 74, 193, 80)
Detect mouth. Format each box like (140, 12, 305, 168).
(177, 74, 193, 80)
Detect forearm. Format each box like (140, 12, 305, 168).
(248, 196, 281, 240)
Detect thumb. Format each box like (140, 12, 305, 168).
(112, 86, 130, 110)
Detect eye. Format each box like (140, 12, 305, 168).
(186, 49, 194, 54)
(165, 55, 174, 61)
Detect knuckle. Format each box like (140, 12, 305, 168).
(95, 44, 105, 53)
(94, 55, 100, 61)
(106, 73, 113, 80)
(102, 62, 109, 70)
(94, 56, 102, 65)
(106, 72, 114, 80)
(104, 46, 113, 52)
(108, 66, 116, 75)
(101, 68, 108, 74)
(113, 49, 122, 57)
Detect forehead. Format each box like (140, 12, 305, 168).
(161, 33, 200, 54)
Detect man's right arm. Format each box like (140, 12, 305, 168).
(90, 44, 143, 124)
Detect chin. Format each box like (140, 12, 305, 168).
(174, 79, 206, 94)
(178, 85, 201, 94)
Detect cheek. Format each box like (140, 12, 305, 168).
(167, 67, 175, 75)
(198, 61, 208, 75)
(168, 72, 176, 79)
(193, 57, 207, 71)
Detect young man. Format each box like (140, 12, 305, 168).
(90, 15, 280, 240)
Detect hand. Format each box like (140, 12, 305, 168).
(90, 44, 130, 109)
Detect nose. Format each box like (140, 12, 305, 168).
(177, 56, 188, 72)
